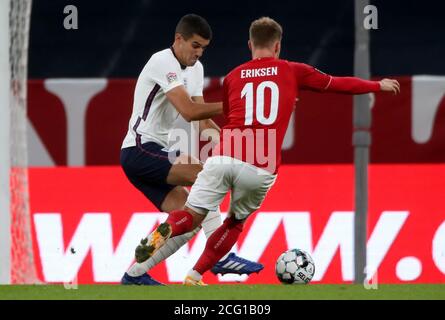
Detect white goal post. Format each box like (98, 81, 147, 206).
(0, 0, 12, 285)
(0, 0, 38, 284)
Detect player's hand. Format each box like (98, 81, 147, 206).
(379, 78, 400, 95)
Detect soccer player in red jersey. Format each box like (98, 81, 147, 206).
(135, 17, 400, 285)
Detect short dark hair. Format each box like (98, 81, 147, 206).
(175, 14, 212, 40)
(249, 17, 283, 48)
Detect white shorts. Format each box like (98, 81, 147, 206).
(185, 156, 277, 220)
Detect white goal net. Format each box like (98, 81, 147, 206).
(0, 0, 39, 284)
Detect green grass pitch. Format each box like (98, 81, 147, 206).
(0, 284, 444, 300)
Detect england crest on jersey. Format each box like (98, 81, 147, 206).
(166, 72, 178, 84)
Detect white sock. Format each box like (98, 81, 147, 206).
(201, 207, 230, 262)
(127, 207, 231, 277)
(127, 227, 201, 277)
(187, 269, 202, 281)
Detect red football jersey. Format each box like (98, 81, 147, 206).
(213, 57, 380, 173)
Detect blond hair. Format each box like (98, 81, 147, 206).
(249, 17, 283, 48)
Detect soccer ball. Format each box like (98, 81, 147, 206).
(275, 249, 315, 284)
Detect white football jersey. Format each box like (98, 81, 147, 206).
(122, 48, 204, 149)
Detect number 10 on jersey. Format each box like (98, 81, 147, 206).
(241, 81, 279, 125)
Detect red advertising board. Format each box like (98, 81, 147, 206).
(29, 164, 445, 284)
(27, 76, 445, 166)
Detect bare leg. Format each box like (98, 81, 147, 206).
(166, 154, 202, 186)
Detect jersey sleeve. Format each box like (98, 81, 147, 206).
(291, 62, 380, 94)
(191, 62, 204, 97)
(291, 62, 332, 91)
(147, 55, 183, 93)
(325, 76, 380, 94)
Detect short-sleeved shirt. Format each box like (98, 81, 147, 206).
(122, 48, 204, 149)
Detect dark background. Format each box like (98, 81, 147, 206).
(28, 0, 445, 78)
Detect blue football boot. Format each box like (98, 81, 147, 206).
(211, 253, 264, 275)
(121, 272, 164, 286)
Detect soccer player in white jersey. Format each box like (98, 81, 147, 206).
(120, 14, 263, 285)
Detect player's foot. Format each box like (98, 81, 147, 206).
(211, 253, 264, 275)
(135, 222, 172, 263)
(183, 276, 208, 286)
(121, 272, 164, 286)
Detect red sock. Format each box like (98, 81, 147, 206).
(193, 216, 243, 275)
(166, 210, 194, 237)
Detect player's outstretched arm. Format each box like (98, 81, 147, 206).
(326, 76, 401, 95)
(296, 63, 400, 95)
(166, 86, 222, 122)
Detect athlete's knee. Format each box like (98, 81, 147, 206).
(224, 215, 245, 231)
(160, 187, 188, 213)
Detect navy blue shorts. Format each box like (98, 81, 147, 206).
(120, 142, 180, 210)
